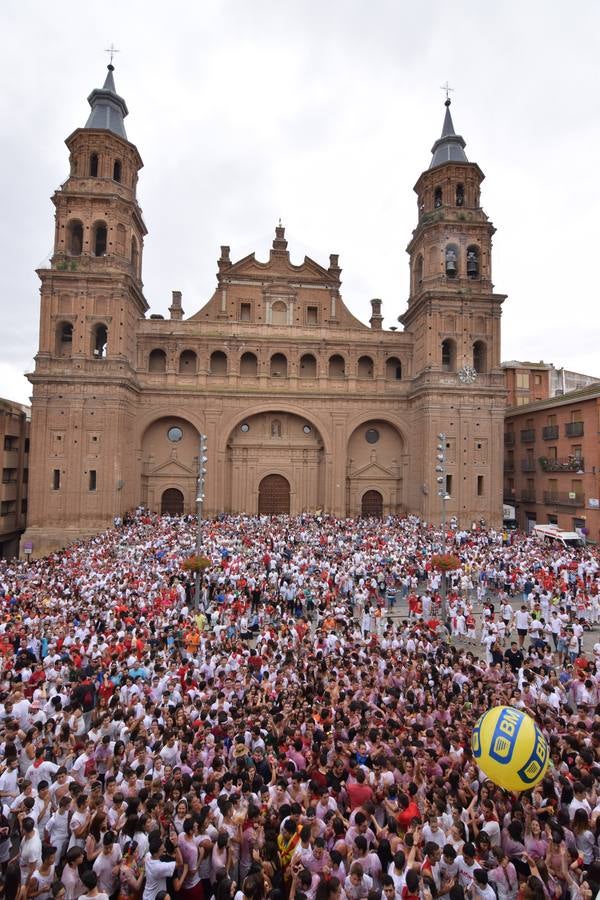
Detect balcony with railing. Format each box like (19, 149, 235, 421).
(565, 421, 584, 437)
(543, 491, 585, 507)
(504, 433, 515, 446)
(521, 490, 537, 502)
(503, 460, 515, 472)
(542, 425, 559, 440)
(521, 459, 536, 472)
(520, 428, 536, 443)
(539, 456, 584, 473)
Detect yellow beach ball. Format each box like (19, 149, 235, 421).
(471, 706, 549, 792)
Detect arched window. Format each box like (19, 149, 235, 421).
(149, 349, 167, 373)
(270, 353, 287, 377)
(92, 324, 108, 358)
(473, 340, 487, 374)
(271, 301, 287, 325)
(271, 419, 282, 437)
(434, 187, 443, 208)
(329, 354, 345, 378)
(385, 356, 402, 380)
(113, 159, 122, 183)
(90, 153, 99, 177)
(414, 254, 423, 289)
(240, 352, 258, 376)
(467, 246, 480, 278)
(441, 338, 456, 371)
(445, 244, 458, 278)
(67, 220, 83, 256)
(299, 353, 317, 378)
(210, 350, 227, 375)
(131, 236, 139, 274)
(56, 322, 73, 358)
(456, 183, 464, 207)
(178, 350, 197, 374)
(357, 356, 374, 379)
(93, 222, 107, 257)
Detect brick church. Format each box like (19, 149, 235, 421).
(22, 66, 507, 556)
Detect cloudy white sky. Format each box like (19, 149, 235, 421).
(1, 0, 598, 405)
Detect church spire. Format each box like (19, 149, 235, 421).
(84, 64, 129, 140)
(429, 99, 467, 169)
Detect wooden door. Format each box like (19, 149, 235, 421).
(361, 490, 383, 518)
(258, 474, 290, 515)
(161, 488, 184, 515)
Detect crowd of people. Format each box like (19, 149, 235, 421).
(0, 511, 599, 900)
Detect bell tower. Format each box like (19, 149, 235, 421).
(400, 99, 507, 527)
(37, 63, 148, 364)
(23, 65, 148, 555)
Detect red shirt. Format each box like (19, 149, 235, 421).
(397, 800, 420, 829)
(346, 782, 374, 810)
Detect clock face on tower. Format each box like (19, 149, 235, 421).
(457, 365, 478, 384)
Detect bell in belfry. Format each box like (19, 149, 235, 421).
(467, 249, 479, 277)
(445, 246, 457, 275)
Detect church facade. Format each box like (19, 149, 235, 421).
(22, 67, 507, 556)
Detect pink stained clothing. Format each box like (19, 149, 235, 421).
(524, 835, 548, 860)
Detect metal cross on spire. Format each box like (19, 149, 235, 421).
(440, 81, 454, 102)
(105, 43, 120, 65)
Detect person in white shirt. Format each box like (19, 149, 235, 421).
(422, 815, 446, 849)
(92, 832, 122, 896)
(143, 832, 182, 900)
(568, 782, 592, 820)
(344, 863, 373, 900)
(71, 741, 97, 785)
(159, 735, 181, 766)
(61, 847, 85, 900)
(529, 618, 544, 648)
(515, 606, 530, 647)
(471, 868, 497, 900)
(47, 795, 72, 861)
(456, 843, 478, 890)
(0, 757, 20, 801)
(19, 817, 42, 887)
(25, 750, 60, 789)
(11, 694, 31, 730)
(79, 869, 109, 900)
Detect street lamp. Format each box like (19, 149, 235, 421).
(436, 432, 451, 617)
(436, 432, 449, 551)
(194, 434, 208, 609)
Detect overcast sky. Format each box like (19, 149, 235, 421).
(1, 0, 598, 405)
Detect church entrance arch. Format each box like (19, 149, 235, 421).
(140, 416, 199, 514)
(361, 490, 383, 518)
(346, 419, 404, 517)
(224, 411, 325, 514)
(161, 488, 184, 515)
(258, 475, 290, 515)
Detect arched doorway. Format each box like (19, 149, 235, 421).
(258, 475, 290, 515)
(346, 419, 404, 517)
(161, 488, 184, 515)
(225, 412, 325, 514)
(361, 490, 383, 518)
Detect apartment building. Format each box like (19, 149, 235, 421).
(504, 384, 600, 541)
(0, 398, 29, 559)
